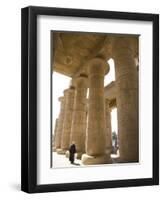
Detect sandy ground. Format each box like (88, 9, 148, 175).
(52, 152, 119, 168)
(52, 152, 83, 168)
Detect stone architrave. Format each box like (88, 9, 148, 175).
(81, 58, 110, 165)
(59, 87, 75, 154)
(113, 36, 139, 163)
(105, 99, 112, 157)
(70, 75, 88, 159)
(54, 97, 65, 152)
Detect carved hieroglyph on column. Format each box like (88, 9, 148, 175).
(82, 58, 110, 165)
(52, 118, 58, 152)
(70, 75, 88, 159)
(113, 36, 139, 163)
(54, 97, 65, 152)
(60, 87, 75, 154)
(105, 99, 112, 157)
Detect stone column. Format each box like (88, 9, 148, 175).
(105, 99, 112, 157)
(70, 75, 88, 159)
(113, 36, 139, 163)
(60, 87, 75, 154)
(52, 118, 58, 152)
(82, 58, 110, 165)
(54, 97, 65, 152)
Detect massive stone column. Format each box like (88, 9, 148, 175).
(113, 36, 139, 163)
(82, 58, 110, 165)
(105, 99, 112, 157)
(60, 87, 75, 154)
(52, 118, 58, 152)
(54, 97, 65, 152)
(70, 75, 88, 159)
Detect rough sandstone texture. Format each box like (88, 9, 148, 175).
(54, 97, 65, 151)
(52, 33, 139, 164)
(52, 118, 58, 151)
(81, 58, 110, 165)
(113, 37, 139, 163)
(60, 88, 75, 153)
(70, 75, 88, 159)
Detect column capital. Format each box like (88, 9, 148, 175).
(72, 75, 88, 88)
(85, 58, 110, 76)
(58, 96, 64, 102)
(63, 87, 75, 95)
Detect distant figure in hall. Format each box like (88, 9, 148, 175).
(69, 142, 76, 164)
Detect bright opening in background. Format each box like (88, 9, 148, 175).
(86, 88, 89, 99)
(111, 107, 119, 157)
(104, 58, 115, 87)
(111, 108, 118, 134)
(52, 72, 71, 132)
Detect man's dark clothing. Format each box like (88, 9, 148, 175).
(69, 144, 76, 164)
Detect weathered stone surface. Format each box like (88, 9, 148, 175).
(52, 33, 139, 165)
(52, 32, 138, 78)
(52, 118, 58, 152)
(81, 58, 110, 165)
(113, 36, 139, 163)
(60, 87, 75, 153)
(52, 33, 108, 77)
(104, 81, 116, 100)
(70, 75, 88, 159)
(54, 97, 65, 150)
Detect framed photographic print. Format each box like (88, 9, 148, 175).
(21, 6, 159, 193)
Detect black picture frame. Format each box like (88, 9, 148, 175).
(21, 6, 159, 193)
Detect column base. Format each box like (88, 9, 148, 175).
(81, 153, 111, 165)
(65, 151, 69, 158)
(56, 148, 67, 154)
(116, 157, 139, 164)
(76, 152, 84, 159)
(116, 151, 139, 163)
(105, 148, 111, 155)
(52, 147, 56, 152)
